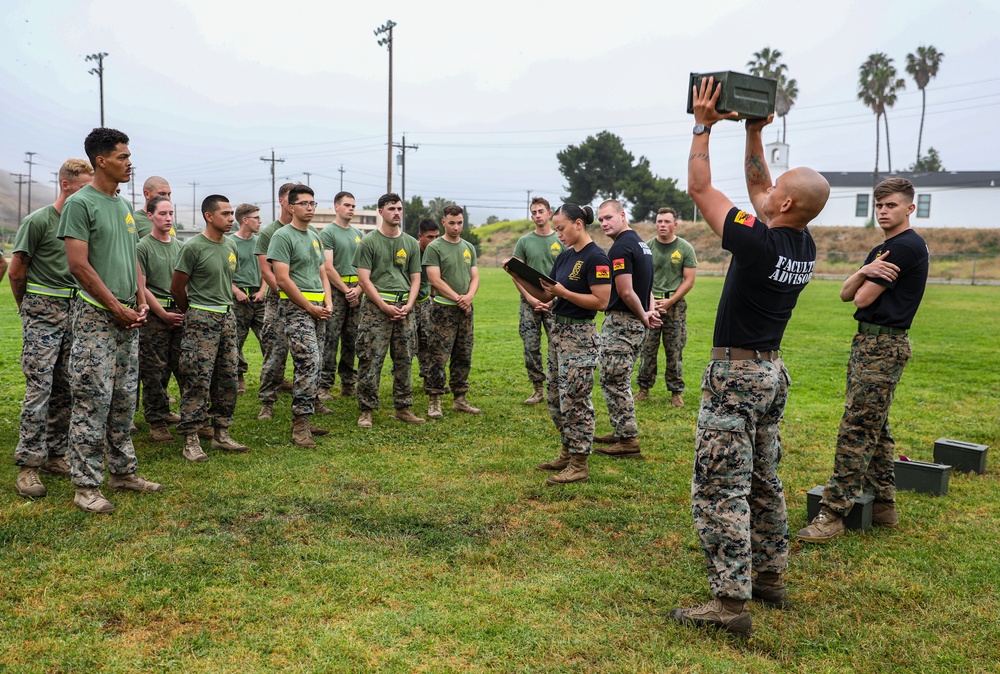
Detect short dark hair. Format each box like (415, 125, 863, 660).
(146, 195, 171, 215)
(334, 191, 355, 205)
(288, 184, 315, 204)
(418, 218, 440, 234)
(874, 178, 915, 203)
(378, 193, 402, 210)
(201, 194, 230, 219)
(442, 205, 464, 218)
(235, 203, 259, 222)
(657, 207, 677, 218)
(278, 182, 298, 199)
(553, 203, 594, 226)
(530, 196, 551, 211)
(84, 127, 129, 167)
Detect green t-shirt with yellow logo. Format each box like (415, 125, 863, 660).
(133, 211, 153, 239)
(13, 205, 76, 290)
(353, 229, 421, 295)
(320, 223, 363, 277)
(56, 184, 139, 301)
(647, 236, 697, 295)
(423, 237, 477, 297)
(513, 230, 564, 275)
(174, 233, 238, 308)
(228, 232, 262, 289)
(267, 225, 326, 294)
(136, 235, 182, 300)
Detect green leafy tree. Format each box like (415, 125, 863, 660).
(858, 52, 906, 182)
(427, 197, 457, 223)
(909, 147, 944, 172)
(906, 45, 944, 164)
(623, 157, 693, 223)
(485, 215, 500, 225)
(402, 195, 430, 237)
(557, 131, 635, 205)
(746, 47, 799, 143)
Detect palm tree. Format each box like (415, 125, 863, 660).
(747, 47, 798, 142)
(906, 45, 944, 164)
(858, 53, 906, 181)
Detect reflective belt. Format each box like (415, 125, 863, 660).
(26, 284, 76, 299)
(416, 296, 431, 303)
(155, 296, 177, 310)
(433, 296, 459, 306)
(378, 291, 408, 303)
(280, 291, 325, 302)
(341, 275, 358, 283)
(189, 303, 230, 313)
(80, 290, 136, 310)
(653, 291, 675, 300)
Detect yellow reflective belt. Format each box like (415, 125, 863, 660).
(340, 275, 358, 283)
(189, 303, 229, 313)
(280, 291, 325, 302)
(26, 284, 75, 298)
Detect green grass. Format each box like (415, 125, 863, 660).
(2, 268, 998, 672)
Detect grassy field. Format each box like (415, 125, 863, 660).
(1, 268, 998, 673)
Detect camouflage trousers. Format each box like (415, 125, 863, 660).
(356, 299, 415, 411)
(546, 322, 600, 455)
(233, 297, 266, 375)
(413, 297, 434, 380)
(15, 293, 73, 467)
(259, 290, 291, 403)
(139, 311, 182, 424)
(67, 298, 140, 488)
(599, 311, 646, 439)
(425, 302, 474, 396)
(519, 296, 555, 385)
(637, 298, 687, 392)
(283, 300, 327, 418)
(177, 308, 238, 436)
(822, 333, 911, 514)
(692, 356, 790, 600)
(320, 283, 359, 390)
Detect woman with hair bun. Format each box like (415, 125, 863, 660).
(504, 203, 611, 485)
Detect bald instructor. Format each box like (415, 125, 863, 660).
(132, 176, 171, 239)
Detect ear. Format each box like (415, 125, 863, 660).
(779, 196, 793, 213)
(906, 202, 916, 216)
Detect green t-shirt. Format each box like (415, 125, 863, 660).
(353, 229, 421, 295)
(418, 249, 432, 301)
(423, 237, 477, 296)
(136, 235, 182, 300)
(254, 220, 285, 256)
(56, 184, 139, 301)
(175, 233, 238, 308)
(647, 236, 698, 295)
(513, 230, 564, 275)
(267, 225, 326, 294)
(133, 211, 153, 239)
(228, 232, 262, 288)
(320, 223, 363, 277)
(13, 205, 76, 290)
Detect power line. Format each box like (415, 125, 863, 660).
(259, 150, 285, 221)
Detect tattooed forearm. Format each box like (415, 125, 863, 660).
(689, 152, 710, 162)
(745, 152, 768, 186)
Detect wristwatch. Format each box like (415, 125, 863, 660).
(693, 124, 711, 136)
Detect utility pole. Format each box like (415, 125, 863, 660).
(85, 52, 109, 126)
(189, 181, 199, 229)
(526, 190, 532, 218)
(24, 152, 37, 213)
(13, 173, 28, 224)
(392, 134, 419, 232)
(260, 149, 285, 221)
(303, 171, 312, 187)
(374, 19, 397, 194)
(338, 165, 345, 192)
(130, 168, 137, 209)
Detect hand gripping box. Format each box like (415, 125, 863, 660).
(687, 71, 777, 120)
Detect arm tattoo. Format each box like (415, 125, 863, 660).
(745, 153, 768, 186)
(689, 152, 710, 162)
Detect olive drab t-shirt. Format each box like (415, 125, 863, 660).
(133, 210, 153, 239)
(57, 184, 139, 301)
(174, 233, 238, 308)
(647, 236, 698, 296)
(423, 237, 477, 297)
(550, 241, 612, 321)
(513, 231, 564, 275)
(228, 232, 262, 289)
(13, 205, 76, 290)
(254, 220, 285, 256)
(320, 222, 363, 278)
(136, 235, 182, 300)
(267, 225, 326, 294)
(353, 229, 421, 295)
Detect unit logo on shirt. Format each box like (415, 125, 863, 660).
(125, 211, 135, 234)
(595, 265, 610, 279)
(395, 248, 408, 266)
(671, 250, 683, 264)
(734, 210, 756, 228)
(612, 258, 625, 271)
(549, 242, 562, 256)
(568, 261, 584, 280)
(463, 249, 472, 265)
(228, 252, 238, 271)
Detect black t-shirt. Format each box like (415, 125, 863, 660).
(606, 229, 654, 314)
(551, 241, 612, 320)
(854, 228, 928, 329)
(714, 207, 816, 351)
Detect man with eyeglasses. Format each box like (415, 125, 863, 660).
(266, 184, 333, 447)
(229, 203, 267, 395)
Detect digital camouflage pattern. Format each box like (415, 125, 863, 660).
(692, 357, 790, 600)
(258, 291, 290, 403)
(519, 297, 555, 385)
(546, 323, 600, 455)
(233, 298, 265, 375)
(282, 300, 327, 417)
(320, 282, 359, 390)
(15, 294, 73, 467)
(177, 308, 238, 436)
(822, 333, 911, 513)
(425, 303, 474, 396)
(139, 311, 182, 424)
(413, 298, 433, 380)
(356, 300, 415, 411)
(598, 312, 646, 439)
(637, 298, 688, 392)
(67, 299, 140, 488)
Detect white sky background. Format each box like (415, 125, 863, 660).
(2, 0, 998, 226)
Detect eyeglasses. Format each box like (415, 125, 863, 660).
(248, 215, 263, 220)
(291, 201, 318, 208)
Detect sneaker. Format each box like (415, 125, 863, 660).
(149, 423, 174, 443)
(257, 403, 274, 421)
(40, 455, 71, 476)
(357, 411, 373, 428)
(165, 412, 182, 424)
(796, 507, 845, 543)
(671, 392, 684, 407)
(394, 407, 425, 424)
(16, 467, 46, 498)
(635, 388, 650, 402)
(594, 437, 642, 458)
(183, 435, 209, 462)
(74, 487, 115, 513)
(318, 389, 336, 402)
(873, 502, 899, 528)
(212, 429, 250, 452)
(314, 401, 334, 415)
(107, 473, 164, 493)
(669, 597, 752, 638)
(197, 423, 214, 439)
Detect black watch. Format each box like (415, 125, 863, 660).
(693, 123, 712, 136)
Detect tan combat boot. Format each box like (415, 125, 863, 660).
(197, 423, 214, 439)
(165, 411, 182, 424)
(357, 410, 373, 428)
(873, 501, 899, 527)
(796, 507, 845, 543)
(257, 402, 274, 420)
(669, 597, 752, 638)
(74, 487, 115, 513)
(593, 432, 618, 445)
(427, 395, 443, 419)
(314, 401, 334, 415)
(546, 452, 589, 486)
(309, 422, 330, 436)
(212, 429, 250, 452)
(237, 374, 246, 394)
(149, 423, 174, 443)
(752, 571, 789, 608)
(280, 379, 294, 392)
(292, 416, 317, 448)
(524, 382, 544, 405)
(536, 445, 571, 472)
(595, 437, 642, 459)
(394, 407, 425, 424)
(671, 392, 684, 407)
(183, 434, 209, 462)
(107, 473, 164, 492)
(341, 383, 357, 397)
(453, 395, 481, 415)
(318, 388, 336, 402)
(40, 455, 70, 476)
(16, 467, 46, 498)
(635, 388, 650, 402)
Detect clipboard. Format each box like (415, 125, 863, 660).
(505, 256, 556, 290)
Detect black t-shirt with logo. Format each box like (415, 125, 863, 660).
(551, 241, 612, 320)
(606, 229, 654, 314)
(854, 228, 928, 329)
(714, 207, 816, 351)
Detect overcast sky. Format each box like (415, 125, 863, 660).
(2, 0, 998, 225)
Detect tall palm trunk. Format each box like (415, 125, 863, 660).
(883, 110, 893, 172)
(872, 114, 881, 219)
(916, 88, 927, 163)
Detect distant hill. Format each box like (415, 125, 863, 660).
(1, 171, 57, 231)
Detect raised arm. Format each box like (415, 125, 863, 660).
(744, 115, 775, 219)
(688, 77, 739, 239)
